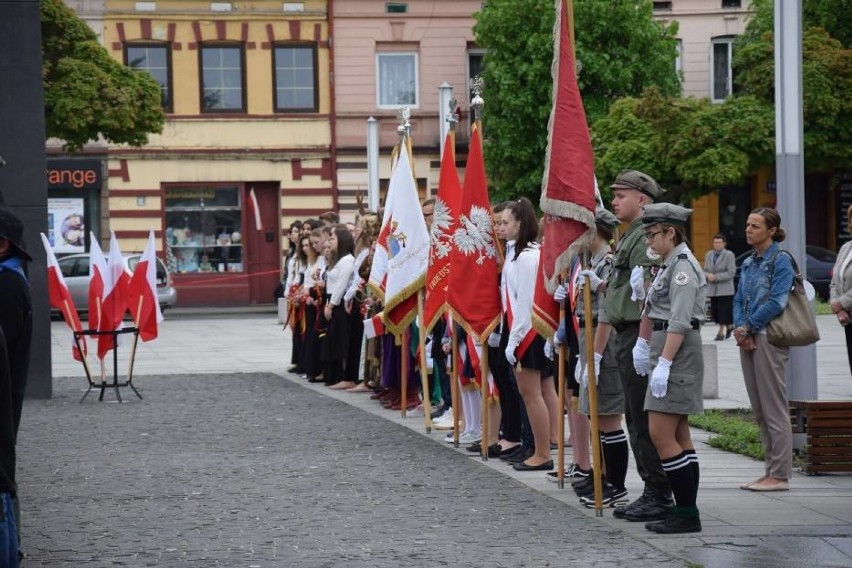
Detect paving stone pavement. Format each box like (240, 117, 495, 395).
(17, 373, 681, 568)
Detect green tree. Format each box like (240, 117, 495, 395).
(473, 0, 680, 202)
(41, 0, 164, 151)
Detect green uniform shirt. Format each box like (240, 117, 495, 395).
(605, 218, 661, 327)
(644, 243, 707, 333)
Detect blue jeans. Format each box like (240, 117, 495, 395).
(0, 493, 17, 568)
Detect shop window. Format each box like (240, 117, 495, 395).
(273, 44, 318, 112)
(125, 43, 172, 112)
(164, 186, 243, 273)
(200, 45, 245, 112)
(467, 50, 484, 104)
(711, 37, 734, 103)
(376, 52, 418, 108)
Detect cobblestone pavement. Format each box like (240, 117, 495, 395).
(17, 373, 681, 568)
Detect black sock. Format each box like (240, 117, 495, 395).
(601, 429, 629, 491)
(661, 451, 699, 517)
(684, 448, 699, 488)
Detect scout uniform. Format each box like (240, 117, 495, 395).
(640, 203, 706, 534)
(604, 170, 672, 521)
(641, 205, 707, 416)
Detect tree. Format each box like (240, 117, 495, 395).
(473, 0, 680, 202)
(41, 0, 164, 151)
(733, 0, 852, 172)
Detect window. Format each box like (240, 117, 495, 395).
(376, 52, 418, 108)
(200, 45, 245, 112)
(386, 3, 407, 13)
(675, 39, 683, 77)
(126, 43, 172, 111)
(722, 0, 742, 7)
(711, 38, 734, 102)
(164, 186, 244, 273)
(273, 44, 317, 112)
(653, 1, 672, 10)
(468, 50, 484, 103)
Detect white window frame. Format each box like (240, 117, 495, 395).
(375, 52, 419, 109)
(675, 39, 683, 78)
(710, 37, 734, 103)
(466, 48, 485, 103)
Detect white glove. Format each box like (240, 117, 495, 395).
(650, 357, 672, 398)
(544, 341, 554, 361)
(487, 332, 501, 348)
(553, 283, 568, 303)
(581, 269, 603, 291)
(582, 352, 603, 388)
(629, 266, 646, 301)
(632, 338, 650, 376)
(554, 322, 566, 346)
(505, 345, 518, 367)
(574, 360, 583, 384)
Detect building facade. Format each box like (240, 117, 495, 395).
(97, 0, 332, 305)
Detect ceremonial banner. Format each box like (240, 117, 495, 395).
(447, 128, 501, 342)
(532, 257, 560, 339)
(40, 233, 87, 361)
(127, 230, 164, 341)
(539, 0, 596, 293)
(381, 148, 430, 336)
(423, 133, 462, 333)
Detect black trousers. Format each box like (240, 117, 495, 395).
(322, 302, 350, 385)
(490, 343, 521, 443)
(846, 324, 852, 378)
(344, 299, 364, 383)
(612, 321, 669, 489)
(290, 309, 303, 368)
(301, 304, 323, 379)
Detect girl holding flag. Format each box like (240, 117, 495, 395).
(500, 198, 554, 472)
(323, 226, 356, 388)
(302, 228, 326, 382)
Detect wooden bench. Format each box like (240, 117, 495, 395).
(790, 400, 852, 475)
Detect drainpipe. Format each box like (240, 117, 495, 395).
(328, 0, 339, 213)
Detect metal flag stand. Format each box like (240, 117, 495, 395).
(74, 327, 143, 403)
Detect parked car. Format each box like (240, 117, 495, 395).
(733, 245, 836, 301)
(53, 252, 177, 316)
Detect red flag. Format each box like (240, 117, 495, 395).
(88, 234, 106, 332)
(532, 258, 560, 339)
(248, 187, 263, 231)
(93, 233, 129, 359)
(447, 128, 501, 342)
(40, 233, 87, 361)
(539, 0, 596, 293)
(423, 133, 462, 333)
(127, 230, 163, 341)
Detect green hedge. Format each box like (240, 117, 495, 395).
(688, 410, 764, 461)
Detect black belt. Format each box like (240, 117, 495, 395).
(577, 318, 598, 328)
(652, 320, 701, 331)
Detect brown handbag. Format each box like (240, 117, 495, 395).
(766, 250, 820, 347)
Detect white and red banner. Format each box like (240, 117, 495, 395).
(363, 312, 386, 339)
(423, 133, 462, 333)
(447, 127, 501, 342)
(538, 0, 597, 292)
(248, 187, 263, 231)
(40, 233, 87, 361)
(127, 230, 163, 341)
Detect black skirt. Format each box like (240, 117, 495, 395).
(517, 334, 549, 373)
(710, 295, 733, 325)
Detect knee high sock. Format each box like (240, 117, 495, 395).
(661, 452, 699, 517)
(684, 448, 699, 489)
(461, 385, 481, 436)
(601, 429, 629, 490)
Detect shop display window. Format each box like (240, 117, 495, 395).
(164, 186, 243, 274)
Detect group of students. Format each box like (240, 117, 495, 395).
(285, 169, 803, 536)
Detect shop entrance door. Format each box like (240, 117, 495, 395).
(244, 183, 281, 304)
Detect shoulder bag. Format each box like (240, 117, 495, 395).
(766, 250, 820, 347)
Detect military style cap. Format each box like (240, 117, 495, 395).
(610, 170, 665, 200)
(594, 207, 619, 231)
(641, 203, 693, 228)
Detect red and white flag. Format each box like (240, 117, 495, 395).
(423, 133, 462, 333)
(381, 148, 430, 336)
(532, 257, 561, 340)
(539, 0, 597, 293)
(88, 234, 107, 333)
(127, 230, 163, 341)
(447, 127, 502, 342)
(248, 188, 263, 231)
(40, 233, 87, 361)
(363, 312, 386, 339)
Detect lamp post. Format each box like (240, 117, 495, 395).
(366, 117, 379, 212)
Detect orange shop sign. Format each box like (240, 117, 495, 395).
(46, 159, 102, 190)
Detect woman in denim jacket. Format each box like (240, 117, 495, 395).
(732, 207, 794, 492)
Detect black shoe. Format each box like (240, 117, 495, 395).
(614, 486, 654, 519)
(714, 334, 724, 341)
(725, 328, 733, 339)
(580, 484, 628, 508)
(430, 404, 447, 420)
(506, 447, 534, 464)
(500, 445, 526, 461)
(467, 443, 501, 457)
(622, 487, 674, 522)
(307, 377, 324, 383)
(573, 476, 608, 498)
(513, 460, 554, 471)
(647, 514, 701, 534)
(498, 444, 521, 456)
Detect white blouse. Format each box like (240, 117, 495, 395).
(502, 241, 540, 351)
(326, 254, 355, 306)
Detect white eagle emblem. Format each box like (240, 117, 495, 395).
(674, 271, 689, 286)
(429, 197, 454, 261)
(452, 205, 497, 265)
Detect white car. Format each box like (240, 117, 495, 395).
(53, 252, 177, 315)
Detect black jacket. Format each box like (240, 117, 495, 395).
(0, 263, 33, 436)
(0, 326, 16, 492)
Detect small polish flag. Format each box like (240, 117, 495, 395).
(127, 230, 164, 341)
(248, 188, 263, 231)
(363, 312, 386, 339)
(40, 233, 87, 361)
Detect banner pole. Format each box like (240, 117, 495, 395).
(556, 303, 567, 489)
(400, 328, 408, 419)
(416, 290, 433, 432)
(480, 342, 489, 461)
(583, 254, 604, 515)
(451, 316, 460, 447)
